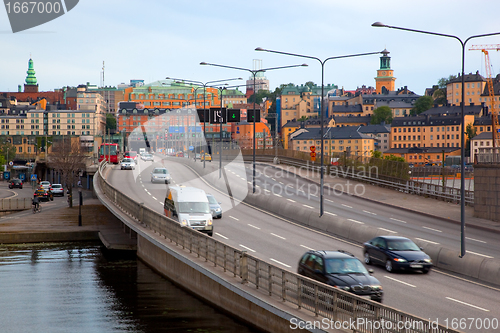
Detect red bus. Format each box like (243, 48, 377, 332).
(99, 143, 120, 164)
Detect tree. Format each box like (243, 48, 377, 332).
(370, 106, 393, 125)
(465, 123, 477, 156)
(298, 116, 308, 122)
(47, 138, 88, 208)
(106, 113, 117, 132)
(0, 142, 15, 165)
(411, 96, 434, 115)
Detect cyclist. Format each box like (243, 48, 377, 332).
(32, 195, 40, 212)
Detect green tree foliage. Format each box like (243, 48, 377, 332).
(298, 116, 308, 122)
(370, 106, 393, 125)
(1, 142, 16, 165)
(465, 123, 477, 155)
(106, 113, 117, 132)
(411, 96, 434, 115)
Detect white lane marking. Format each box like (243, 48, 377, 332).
(467, 251, 494, 259)
(302, 205, 314, 209)
(229, 216, 239, 221)
(415, 238, 440, 245)
(466, 237, 487, 244)
(273, 194, 282, 197)
(239, 244, 256, 253)
(348, 219, 364, 224)
(325, 212, 337, 216)
(279, 181, 284, 185)
(145, 191, 151, 196)
(247, 182, 252, 185)
(270, 258, 291, 268)
(310, 194, 318, 197)
(384, 276, 416, 288)
(264, 189, 270, 192)
(445, 297, 489, 312)
(159, 202, 164, 206)
(141, 184, 145, 187)
(271, 233, 286, 240)
(326, 199, 334, 203)
(287, 199, 296, 203)
(341, 204, 352, 208)
(152, 196, 157, 201)
(248, 224, 261, 230)
(378, 228, 397, 234)
(300, 245, 315, 251)
(216, 233, 228, 239)
(422, 226, 442, 233)
(363, 210, 377, 215)
(390, 218, 407, 224)
(271, 178, 276, 181)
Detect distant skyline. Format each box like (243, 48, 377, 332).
(2, 0, 500, 95)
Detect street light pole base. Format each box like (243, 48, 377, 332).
(273, 157, 280, 165)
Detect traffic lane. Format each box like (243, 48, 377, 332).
(249, 165, 498, 258)
(211, 202, 500, 330)
(108, 164, 500, 329)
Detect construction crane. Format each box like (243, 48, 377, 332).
(469, 44, 500, 147)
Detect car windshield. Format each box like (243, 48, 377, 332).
(207, 195, 218, 205)
(122, 158, 133, 163)
(52, 185, 62, 188)
(325, 258, 369, 274)
(177, 202, 210, 214)
(41, 181, 50, 185)
(153, 168, 168, 174)
(386, 239, 421, 251)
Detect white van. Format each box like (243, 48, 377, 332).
(139, 148, 146, 155)
(164, 186, 213, 236)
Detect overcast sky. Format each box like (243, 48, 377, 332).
(2, 0, 500, 96)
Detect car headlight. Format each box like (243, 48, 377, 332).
(393, 258, 407, 262)
(208, 219, 213, 225)
(370, 285, 383, 291)
(424, 259, 432, 263)
(181, 219, 188, 226)
(215, 208, 221, 212)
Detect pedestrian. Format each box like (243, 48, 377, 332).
(77, 179, 82, 188)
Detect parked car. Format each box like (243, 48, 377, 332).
(120, 158, 135, 170)
(9, 178, 23, 189)
(51, 184, 64, 196)
(34, 188, 53, 202)
(39, 181, 51, 190)
(297, 250, 383, 302)
(206, 193, 222, 219)
(363, 236, 432, 273)
(141, 153, 154, 161)
(150, 167, 171, 184)
(124, 151, 138, 161)
(201, 153, 211, 162)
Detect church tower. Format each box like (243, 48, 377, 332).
(375, 49, 396, 94)
(24, 58, 39, 93)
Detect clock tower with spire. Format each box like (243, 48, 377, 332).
(375, 49, 396, 94)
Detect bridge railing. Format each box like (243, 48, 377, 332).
(96, 161, 461, 333)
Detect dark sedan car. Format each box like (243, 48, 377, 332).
(34, 188, 53, 202)
(363, 236, 432, 273)
(9, 178, 23, 189)
(297, 250, 383, 302)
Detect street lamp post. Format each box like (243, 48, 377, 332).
(166, 77, 241, 167)
(200, 61, 308, 193)
(255, 47, 382, 216)
(372, 22, 500, 258)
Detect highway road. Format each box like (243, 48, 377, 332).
(107, 155, 500, 332)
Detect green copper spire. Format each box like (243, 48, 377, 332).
(25, 58, 37, 85)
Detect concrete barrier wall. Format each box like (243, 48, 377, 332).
(0, 197, 31, 211)
(176, 158, 500, 287)
(137, 235, 313, 333)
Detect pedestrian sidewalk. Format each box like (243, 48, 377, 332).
(262, 162, 500, 234)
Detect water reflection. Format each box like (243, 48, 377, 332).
(0, 242, 261, 333)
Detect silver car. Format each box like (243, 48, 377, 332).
(150, 167, 171, 184)
(206, 194, 222, 219)
(141, 153, 154, 161)
(120, 158, 135, 170)
(51, 184, 64, 196)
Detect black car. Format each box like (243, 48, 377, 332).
(34, 188, 53, 202)
(363, 236, 432, 273)
(9, 178, 23, 189)
(297, 250, 383, 302)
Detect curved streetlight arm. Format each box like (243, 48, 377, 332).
(200, 61, 308, 74)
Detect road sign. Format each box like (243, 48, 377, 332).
(8, 161, 13, 166)
(209, 108, 227, 124)
(31, 174, 37, 181)
(310, 152, 316, 157)
(197, 109, 207, 122)
(189, 146, 194, 151)
(310, 146, 316, 152)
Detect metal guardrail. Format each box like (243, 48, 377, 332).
(252, 156, 474, 206)
(95, 160, 461, 333)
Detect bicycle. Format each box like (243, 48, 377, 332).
(32, 203, 42, 214)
